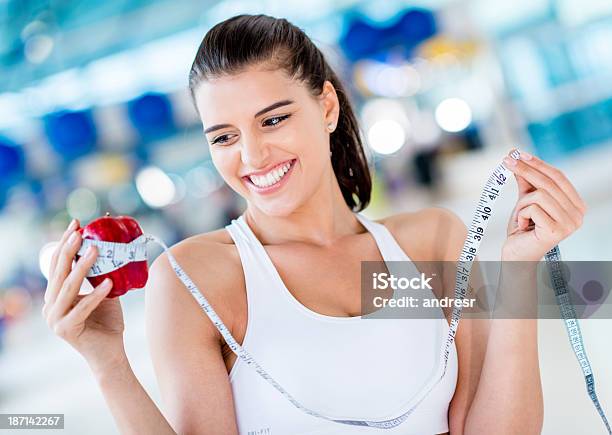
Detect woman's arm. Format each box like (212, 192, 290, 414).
(451, 151, 585, 434)
(91, 352, 177, 435)
(144, 241, 240, 435)
(435, 210, 544, 435)
(460, 265, 543, 435)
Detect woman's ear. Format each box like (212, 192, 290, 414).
(320, 80, 340, 130)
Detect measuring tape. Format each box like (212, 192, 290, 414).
(77, 150, 610, 432)
(78, 234, 148, 276)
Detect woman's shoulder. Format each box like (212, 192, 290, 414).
(150, 225, 243, 288)
(145, 226, 244, 339)
(378, 206, 465, 230)
(376, 207, 467, 261)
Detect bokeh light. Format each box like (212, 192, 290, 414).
(167, 173, 187, 204)
(434, 97, 473, 132)
(185, 165, 223, 198)
(135, 166, 176, 208)
(24, 34, 54, 64)
(66, 187, 100, 221)
(38, 241, 58, 280)
(367, 119, 407, 155)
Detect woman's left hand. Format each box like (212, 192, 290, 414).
(502, 150, 586, 261)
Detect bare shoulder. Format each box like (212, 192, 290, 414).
(152, 226, 240, 275)
(378, 207, 467, 261)
(146, 226, 244, 341)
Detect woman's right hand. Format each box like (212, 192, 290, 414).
(43, 219, 127, 374)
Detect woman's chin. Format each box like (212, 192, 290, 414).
(254, 197, 300, 218)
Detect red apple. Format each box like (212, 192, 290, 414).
(76, 212, 148, 298)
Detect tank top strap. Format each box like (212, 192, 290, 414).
(224, 214, 251, 246)
(355, 212, 412, 262)
(225, 214, 273, 264)
(224, 214, 283, 310)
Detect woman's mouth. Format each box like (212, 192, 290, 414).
(243, 159, 296, 194)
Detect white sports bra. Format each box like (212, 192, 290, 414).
(223, 212, 458, 434)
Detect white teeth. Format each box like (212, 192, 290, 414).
(249, 161, 293, 188)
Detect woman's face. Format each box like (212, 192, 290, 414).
(193, 64, 339, 217)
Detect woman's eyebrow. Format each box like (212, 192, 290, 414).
(254, 99, 295, 118)
(203, 99, 295, 134)
(204, 123, 232, 134)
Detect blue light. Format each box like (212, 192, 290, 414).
(341, 8, 437, 61)
(127, 93, 174, 141)
(0, 136, 26, 189)
(44, 110, 97, 161)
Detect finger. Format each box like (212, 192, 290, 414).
(514, 173, 533, 197)
(50, 294, 88, 318)
(518, 151, 586, 212)
(51, 245, 100, 320)
(48, 219, 80, 279)
(47, 229, 83, 305)
(517, 204, 563, 242)
(513, 189, 579, 228)
(517, 203, 553, 232)
(505, 149, 534, 196)
(63, 278, 114, 326)
(504, 157, 581, 222)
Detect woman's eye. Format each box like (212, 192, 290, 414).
(263, 114, 291, 127)
(209, 115, 290, 144)
(211, 134, 232, 145)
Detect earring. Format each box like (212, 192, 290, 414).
(327, 122, 335, 132)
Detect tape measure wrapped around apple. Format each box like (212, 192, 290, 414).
(75, 212, 150, 298)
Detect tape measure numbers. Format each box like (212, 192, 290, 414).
(78, 234, 148, 276)
(76, 150, 610, 432)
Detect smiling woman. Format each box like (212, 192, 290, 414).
(42, 12, 589, 435)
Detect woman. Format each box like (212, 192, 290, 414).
(43, 14, 586, 435)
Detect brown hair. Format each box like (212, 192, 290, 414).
(188, 14, 371, 211)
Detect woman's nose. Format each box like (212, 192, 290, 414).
(240, 135, 270, 168)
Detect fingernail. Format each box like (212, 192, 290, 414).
(68, 219, 77, 231)
(520, 151, 533, 160)
(101, 278, 113, 288)
(68, 232, 79, 245)
(503, 156, 517, 167)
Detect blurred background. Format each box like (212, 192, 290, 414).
(1, 0, 611, 434)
